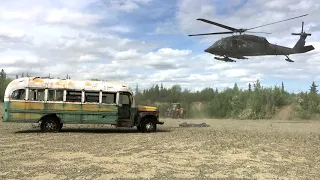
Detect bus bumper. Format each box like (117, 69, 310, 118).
(157, 121, 164, 125)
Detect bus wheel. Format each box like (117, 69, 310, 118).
(59, 123, 63, 131)
(141, 118, 156, 133)
(40, 117, 60, 132)
(137, 125, 141, 132)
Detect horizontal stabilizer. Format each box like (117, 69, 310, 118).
(304, 45, 315, 52)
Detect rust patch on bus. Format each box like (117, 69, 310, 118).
(55, 80, 66, 86)
(12, 113, 25, 119)
(10, 102, 26, 109)
(25, 102, 44, 110)
(82, 104, 100, 111)
(64, 104, 82, 111)
(31, 78, 44, 83)
(47, 103, 65, 110)
(25, 113, 42, 120)
(100, 105, 118, 111)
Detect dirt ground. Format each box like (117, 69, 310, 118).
(1, 104, 320, 180)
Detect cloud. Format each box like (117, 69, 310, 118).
(1, 0, 320, 94)
(100, 0, 153, 13)
(44, 8, 103, 27)
(115, 49, 141, 60)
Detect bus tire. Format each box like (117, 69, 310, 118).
(140, 117, 156, 133)
(59, 123, 63, 131)
(137, 125, 141, 132)
(40, 116, 61, 132)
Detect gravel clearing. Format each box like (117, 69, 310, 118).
(1, 104, 320, 179)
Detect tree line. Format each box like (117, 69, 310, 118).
(1, 69, 319, 120)
(134, 80, 320, 120)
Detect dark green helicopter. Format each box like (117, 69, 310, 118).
(188, 14, 315, 62)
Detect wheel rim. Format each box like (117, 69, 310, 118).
(44, 120, 57, 131)
(145, 122, 154, 131)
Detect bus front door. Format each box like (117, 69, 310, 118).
(117, 92, 132, 127)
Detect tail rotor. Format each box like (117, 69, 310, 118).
(292, 21, 311, 36)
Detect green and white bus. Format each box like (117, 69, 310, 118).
(2, 77, 163, 133)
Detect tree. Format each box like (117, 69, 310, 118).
(254, 79, 261, 91)
(233, 83, 239, 92)
(281, 81, 285, 92)
(248, 83, 252, 92)
(135, 84, 139, 95)
(0, 69, 6, 80)
(0, 69, 8, 101)
(309, 81, 318, 94)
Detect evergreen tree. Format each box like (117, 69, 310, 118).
(233, 83, 239, 92)
(155, 84, 160, 99)
(0, 69, 6, 80)
(0, 69, 7, 101)
(248, 83, 252, 92)
(281, 81, 285, 92)
(309, 81, 318, 94)
(135, 84, 139, 95)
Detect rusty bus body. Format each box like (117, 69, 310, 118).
(2, 77, 163, 133)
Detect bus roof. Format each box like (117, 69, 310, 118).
(5, 77, 133, 94)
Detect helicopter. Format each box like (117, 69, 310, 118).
(188, 14, 315, 62)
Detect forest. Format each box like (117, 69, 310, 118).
(1, 69, 319, 120)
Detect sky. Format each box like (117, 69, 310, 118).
(1, 0, 320, 93)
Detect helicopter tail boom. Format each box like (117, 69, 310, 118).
(292, 21, 314, 53)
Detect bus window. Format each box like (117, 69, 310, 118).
(85, 92, 99, 103)
(38, 89, 45, 101)
(122, 94, 130, 105)
(119, 92, 131, 105)
(56, 90, 63, 101)
(48, 90, 64, 101)
(48, 90, 54, 101)
(11, 89, 25, 100)
(28, 89, 45, 101)
(66, 91, 82, 102)
(102, 92, 116, 104)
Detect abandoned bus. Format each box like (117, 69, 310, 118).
(2, 77, 163, 133)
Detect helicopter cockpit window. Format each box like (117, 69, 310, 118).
(215, 41, 222, 46)
(238, 40, 246, 47)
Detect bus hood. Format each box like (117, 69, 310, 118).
(137, 105, 158, 112)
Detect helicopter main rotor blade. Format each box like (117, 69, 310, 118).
(246, 31, 272, 34)
(196, 18, 238, 32)
(188, 32, 234, 36)
(247, 14, 308, 31)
